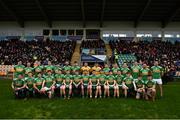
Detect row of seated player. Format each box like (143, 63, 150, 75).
(12, 73, 157, 101)
(12, 70, 159, 101)
(0, 39, 76, 65)
(109, 40, 180, 77)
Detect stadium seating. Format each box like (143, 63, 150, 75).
(118, 54, 137, 66)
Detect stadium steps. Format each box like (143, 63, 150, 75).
(71, 43, 81, 65)
(105, 44, 112, 57)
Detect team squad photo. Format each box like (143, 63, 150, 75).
(12, 60, 163, 101)
(0, 0, 180, 119)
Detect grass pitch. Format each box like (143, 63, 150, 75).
(0, 79, 180, 119)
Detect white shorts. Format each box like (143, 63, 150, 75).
(84, 83, 88, 86)
(56, 84, 61, 88)
(43, 87, 51, 91)
(153, 79, 162, 85)
(109, 85, 114, 88)
(118, 84, 122, 87)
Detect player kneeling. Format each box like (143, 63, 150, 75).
(145, 75, 156, 101)
(122, 72, 135, 98)
(11, 75, 26, 99)
(42, 71, 56, 99)
(134, 76, 145, 100)
(33, 73, 45, 97)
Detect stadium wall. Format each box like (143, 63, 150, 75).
(0, 21, 180, 36)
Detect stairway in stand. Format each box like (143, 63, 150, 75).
(105, 44, 113, 64)
(105, 44, 112, 57)
(71, 43, 81, 65)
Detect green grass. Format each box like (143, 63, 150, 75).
(0, 80, 180, 119)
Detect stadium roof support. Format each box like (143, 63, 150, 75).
(0, 0, 24, 28)
(134, 0, 152, 28)
(35, 0, 52, 28)
(100, 0, 106, 28)
(162, 6, 180, 28)
(81, 0, 86, 28)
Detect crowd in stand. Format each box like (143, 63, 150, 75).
(109, 40, 180, 76)
(0, 39, 76, 65)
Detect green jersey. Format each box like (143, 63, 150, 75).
(63, 65, 72, 71)
(90, 75, 97, 85)
(151, 66, 163, 79)
(54, 66, 62, 73)
(106, 75, 115, 85)
(99, 74, 106, 84)
(34, 66, 44, 76)
(55, 74, 64, 84)
(131, 65, 140, 79)
(115, 75, 124, 85)
(71, 66, 81, 71)
(82, 75, 89, 85)
(103, 67, 110, 73)
(121, 67, 130, 76)
(24, 67, 34, 76)
(44, 75, 55, 88)
(135, 80, 144, 88)
(64, 74, 73, 85)
(95, 75, 102, 85)
(112, 67, 120, 73)
(45, 65, 55, 72)
(24, 77, 34, 89)
(123, 76, 134, 88)
(140, 68, 150, 82)
(145, 80, 156, 88)
(13, 78, 25, 88)
(14, 65, 25, 77)
(73, 75, 82, 84)
(34, 77, 44, 90)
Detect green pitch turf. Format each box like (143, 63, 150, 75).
(0, 80, 180, 119)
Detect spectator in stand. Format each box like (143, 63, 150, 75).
(109, 39, 180, 76)
(0, 39, 76, 65)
